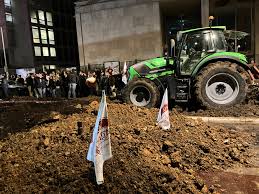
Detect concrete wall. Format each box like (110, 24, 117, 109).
(255, 1, 259, 64)
(76, 0, 163, 67)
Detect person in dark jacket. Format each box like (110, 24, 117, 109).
(100, 70, 108, 94)
(32, 74, 39, 98)
(1, 74, 9, 99)
(26, 74, 34, 97)
(48, 75, 56, 97)
(55, 73, 61, 98)
(68, 69, 78, 99)
(35, 73, 47, 98)
(16, 75, 24, 85)
(78, 71, 87, 97)
(61, 71, 69, 98)
(107, 68, 116, 98)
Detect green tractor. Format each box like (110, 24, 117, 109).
(123, 26, 253, 108)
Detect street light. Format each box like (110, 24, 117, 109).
(0, 26, 8, 79)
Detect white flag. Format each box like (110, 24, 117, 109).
(122, 61, 128, 85)
(87, 91, 112, 185)
(157, 88, 171, 130)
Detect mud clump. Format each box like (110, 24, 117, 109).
(0, 103, 255, 193)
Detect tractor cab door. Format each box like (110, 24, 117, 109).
(179, 31, 214, 75)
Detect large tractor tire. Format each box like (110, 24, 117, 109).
(123, 79, 160, 108)
(194, 61, 249, 108)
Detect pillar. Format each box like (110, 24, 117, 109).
(201, 0, 209, 27)
(255, 0, 259, 64)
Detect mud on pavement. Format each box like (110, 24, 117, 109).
(0, 102, 257, 193)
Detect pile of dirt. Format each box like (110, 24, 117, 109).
(0, 103, 256, 193)
(247, 85, 259, 103)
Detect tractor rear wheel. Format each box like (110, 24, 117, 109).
(123, 79, 160, 108)
(194, 61, 249, 108)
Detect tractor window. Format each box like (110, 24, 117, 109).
(212, 30, 227, 51)
(180, 31, 213, 75)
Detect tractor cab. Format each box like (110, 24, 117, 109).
(172, 26, 227, 76)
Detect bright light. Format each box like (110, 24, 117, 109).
(211, 34, 217, 39)
(4, 0, 11, 7)
(205, 33, 210, 41)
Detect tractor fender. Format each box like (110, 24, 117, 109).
(191, 55, 251, 79)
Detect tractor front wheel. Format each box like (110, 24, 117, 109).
(123, 79, 160, 108)
(194, 62, 249, 108)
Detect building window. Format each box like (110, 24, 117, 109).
(31, 10, 56, 58)
(50, 47, 56, 57)
(4, 0, 11, 7)
(5, 12, 13, 22)
(48, 29, 55, 45)
(38, 10, 45, 25)
(32, 27, 40, 43)
(49, 65, 56, 69)
(31, 11, 37, 23)
(46, 12, 53, 26)
(34, 46, 41, 56)
(43, 65, 56, 71)
(31, 10, 54, 26)
(42, 47, 49, 56)
(40, 28, 47, 44)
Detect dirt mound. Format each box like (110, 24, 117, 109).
(247, 85, 259, 103)
(0, 103, 255, 193)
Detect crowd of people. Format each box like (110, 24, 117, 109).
(0, 68, 123, 99)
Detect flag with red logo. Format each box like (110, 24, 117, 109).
(157, 88, 171, 130)
(87, 90, 112, 185)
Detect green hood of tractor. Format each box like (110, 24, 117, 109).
(128, 57, 175, 81)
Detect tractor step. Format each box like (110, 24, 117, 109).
(175, 78, 190, 102)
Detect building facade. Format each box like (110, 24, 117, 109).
(0, 0, 79, 74)
(75, 0, 259, 70)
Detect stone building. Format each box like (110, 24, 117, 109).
(0, 0, 79, 74)
(75, 0, 259, 70)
